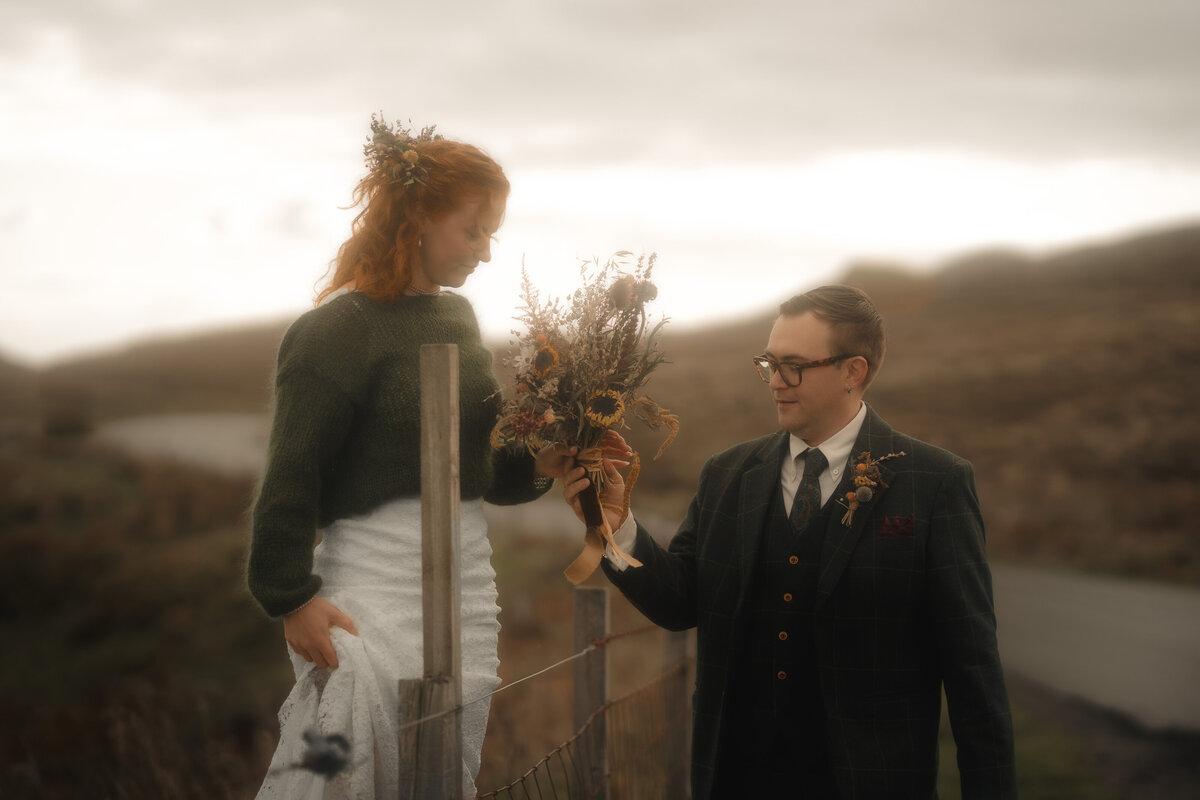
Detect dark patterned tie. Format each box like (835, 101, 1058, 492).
(790, 448, 828, 532)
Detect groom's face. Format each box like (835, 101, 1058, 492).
(764, 312, 853, 446)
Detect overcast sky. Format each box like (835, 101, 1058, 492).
(4, 0, 1199, 365)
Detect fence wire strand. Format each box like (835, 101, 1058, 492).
(476, 632, 690, 800)
(397, 623, 660, 734)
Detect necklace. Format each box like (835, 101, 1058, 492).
(405, 285, 442, 296)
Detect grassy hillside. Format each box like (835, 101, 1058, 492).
(3, 221, 1197, 796)
(622, 222, 1200, 583)
(0, 434, 284, 798)
(0, 433, 1134, 798)
(8, 221, 1200, 582)
(0, 354, 37, 420)
(25, 320, 293, 426)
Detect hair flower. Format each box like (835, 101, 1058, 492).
(837, 450, 905, 526)
(362, 113, 442, 188)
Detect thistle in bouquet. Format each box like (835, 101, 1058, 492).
(492, 252, 679, 582)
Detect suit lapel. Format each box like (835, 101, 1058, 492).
(733, 432, 788, 616)
(816, 405, 897, 610)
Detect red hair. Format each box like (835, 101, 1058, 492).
(317, 137, 510, 304)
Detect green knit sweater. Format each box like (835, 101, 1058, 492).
(247, 291, 546, 618)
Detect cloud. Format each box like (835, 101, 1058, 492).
(3, 0, 1200, 363)
(8, 1, 1199, 166)
(0, 204, 25, 232)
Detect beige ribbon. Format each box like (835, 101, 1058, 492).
(563, 449, 643, 584)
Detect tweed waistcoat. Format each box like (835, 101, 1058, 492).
(716, 489, 835, 796)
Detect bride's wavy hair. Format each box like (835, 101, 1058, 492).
(317, 131, 510, 304)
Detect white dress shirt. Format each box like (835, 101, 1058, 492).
(781, 402, 867, 514)
(606, 403, 868, 571)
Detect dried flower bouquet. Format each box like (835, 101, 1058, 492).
(492, 252, 678, 582)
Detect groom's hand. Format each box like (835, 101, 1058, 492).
(562, 456, 629, 532)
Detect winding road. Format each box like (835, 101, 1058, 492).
(97, 412, 1200, 733)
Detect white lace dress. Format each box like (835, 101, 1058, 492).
(254, 497, 501, 799)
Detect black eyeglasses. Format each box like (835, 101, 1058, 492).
(752, 354, 859, 387)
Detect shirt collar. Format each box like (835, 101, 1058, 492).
(788, 402, 867, 473)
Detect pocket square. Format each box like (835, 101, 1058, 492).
(878, 515, 915, 538)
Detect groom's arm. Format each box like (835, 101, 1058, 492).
(600, 463, 713, 632)
(928, 459, 1018, 799)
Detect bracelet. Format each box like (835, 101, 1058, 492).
(284, 596, 316, 617)
(533, 475, 554, 491)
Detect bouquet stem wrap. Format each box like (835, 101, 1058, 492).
(563, 450, 642, 584)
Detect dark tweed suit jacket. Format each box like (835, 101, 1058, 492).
(603, 405, 1017, 799)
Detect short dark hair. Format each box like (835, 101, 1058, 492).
(779, 285, 886, 388)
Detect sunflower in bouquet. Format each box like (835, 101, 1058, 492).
(492, 252, 679, 582)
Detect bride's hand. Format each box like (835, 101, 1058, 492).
(283, 596, 359, 669)
(533, 443, 580, 480)
(534, 431, 634, 480)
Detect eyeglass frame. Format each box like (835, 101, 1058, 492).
(751, 353, 862, 387)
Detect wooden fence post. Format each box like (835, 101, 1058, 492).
(573, 586, 609, 799)
(398, 344, 463, 800)
(663, 629, 695, 799)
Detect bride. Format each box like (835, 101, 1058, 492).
(246, 116, 588, 798)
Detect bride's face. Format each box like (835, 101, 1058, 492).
(412, 197, 503, 292)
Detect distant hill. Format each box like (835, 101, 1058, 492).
(622, 220, 1200, 582)
(6, 221, 1198, 581)
(22, 319, 295, 424)
(0, 354, 37, 420)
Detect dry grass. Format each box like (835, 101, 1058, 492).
(481, 530, 679, 791)
(0, 433, 290, 799)
(2, 221, 1198, 796)
(0, 430, 1173, 798)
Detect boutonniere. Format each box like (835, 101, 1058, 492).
(837, 450, 906, 526)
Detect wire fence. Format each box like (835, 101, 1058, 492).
(394, 589, 693, 799)
(400, 347, 694, 798)
(477, 628, 692, 800)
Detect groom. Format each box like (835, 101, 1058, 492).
(565, 285, 1017, 799)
